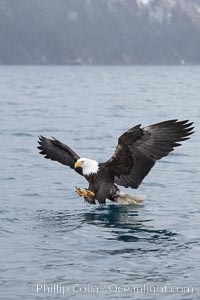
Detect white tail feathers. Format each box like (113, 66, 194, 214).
(114, 191, 144, 205)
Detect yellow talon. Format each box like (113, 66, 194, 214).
(75, 187, 87, 197)
(85, 189, 95, 197)
(75, 187, 95, 198)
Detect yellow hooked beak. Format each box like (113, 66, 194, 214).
(74, 161, 82, 169)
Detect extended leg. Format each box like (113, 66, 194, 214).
(75, 187, 95, 203)
(85, 189, 95, 198)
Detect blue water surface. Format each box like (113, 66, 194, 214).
(0, 66, 200, 300)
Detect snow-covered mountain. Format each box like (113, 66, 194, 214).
(0, 0, 200, 64)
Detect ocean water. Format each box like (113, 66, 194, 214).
(0, 66, 200, 300)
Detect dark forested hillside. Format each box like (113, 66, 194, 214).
(0, 0, 200, 65)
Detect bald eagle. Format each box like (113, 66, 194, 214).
(38, 119, 194, 205)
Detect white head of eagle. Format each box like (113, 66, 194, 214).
(74, 158, 99, 176)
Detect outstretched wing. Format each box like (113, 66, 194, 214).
(104, 120, 194, 189)
(37, 136, 83, 175)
